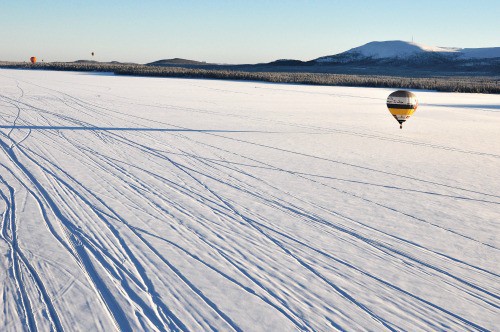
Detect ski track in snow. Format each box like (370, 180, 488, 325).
(0, 69, 498, 331)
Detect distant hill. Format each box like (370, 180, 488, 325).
(148, 58, 209, 66)
(312, 41, 500, 74)
(315, 41, 500, 62)
(264, 59, 310, 66)
(147, 40, 500, 76)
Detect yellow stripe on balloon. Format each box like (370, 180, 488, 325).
(388, 108, 416, 116)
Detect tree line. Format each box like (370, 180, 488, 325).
(1, 61, 499, 94)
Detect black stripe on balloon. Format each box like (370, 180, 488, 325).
(386, 104, 416, 109)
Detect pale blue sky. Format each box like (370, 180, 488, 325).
(1, 0, 498, 64)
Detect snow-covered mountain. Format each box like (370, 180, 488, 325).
(315, 40, 500, 63)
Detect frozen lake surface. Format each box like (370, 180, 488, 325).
(0, 69, 498, 331)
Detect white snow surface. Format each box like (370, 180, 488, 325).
(0, 69, 499, 331)
(317, 40, 500, 61)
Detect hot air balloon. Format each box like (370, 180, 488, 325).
(386, 90, 418, 129)
(91, 52, 94, 57)
(30, 56, 37, 64)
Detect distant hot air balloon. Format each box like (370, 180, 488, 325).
(386, 90, 418, 129)
(30, 56, 37, 64)
(91, 52, 94, 57)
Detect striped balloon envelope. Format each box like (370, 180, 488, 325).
(386, 90, 418, 129)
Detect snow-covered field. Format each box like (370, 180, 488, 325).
(0, 68, 498, 331)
